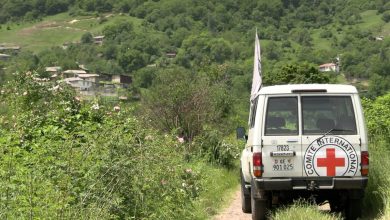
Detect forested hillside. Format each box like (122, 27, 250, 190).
(1, 0, 390, 97)
(1, 0, 390, 219)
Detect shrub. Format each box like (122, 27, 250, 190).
(0, 72, 204, 219)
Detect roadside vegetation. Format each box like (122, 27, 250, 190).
(0, 72, 241, 219)
(272, 201, 341, 220)
(1, 0, 390, 219)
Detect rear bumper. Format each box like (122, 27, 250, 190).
(254, 177, 368, 191)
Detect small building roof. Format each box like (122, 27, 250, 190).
(63, 70, 87, 74)
(93, 35, 105, 39)
(45, 66, 62, 72)
(64, 77, 82, 82)
(319, 63, 336, 68)
(0, 53, 11, 57)
(0, 46, 20, 50)
(77, 74, 99, 78)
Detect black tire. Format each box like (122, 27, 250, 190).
(251, 196, 268, 220)
(345, 199, 362, 220)
(329, 199, 343, 213)
(241, 172, 251, 213)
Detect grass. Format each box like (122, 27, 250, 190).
(190, 161, 239, 219)
(358, 10, 384, 31)
(0, 13, 144, 52)
(363, 138, 390, 219)
(271, 201, 341, 220)
(311, 29, 333, 51)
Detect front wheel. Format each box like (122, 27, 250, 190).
(241, 172, 251, 213)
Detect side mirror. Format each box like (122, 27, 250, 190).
(236, 127, 247, 140)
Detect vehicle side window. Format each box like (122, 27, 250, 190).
(302, 96, 357, 135)
(265, 97, 298, 136)
(249, 96, 259, 128)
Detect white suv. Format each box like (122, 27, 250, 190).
(238, 84, 369, 220)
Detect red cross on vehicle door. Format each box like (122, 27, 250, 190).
(317, 148, 345, 176)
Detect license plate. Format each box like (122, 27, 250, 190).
(272, 158, 294, 171)
(270, 151, 295, 157)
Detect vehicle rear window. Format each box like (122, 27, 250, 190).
(302, 96, 357, 135)
(265, 97, 298, 136)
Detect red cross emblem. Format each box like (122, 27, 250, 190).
(317, 148, 345, 176)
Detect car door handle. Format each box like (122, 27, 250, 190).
(287, 139, 299, 143)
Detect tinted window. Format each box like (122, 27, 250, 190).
(265, 97, 298, 136)
(250, 97, 259, 128)
(302, 96, 357, 135)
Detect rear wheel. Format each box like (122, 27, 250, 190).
(329, 199, 343, 212)
(251, 196, 268, 220)
(241, 172, 251, 213)
(345, 198, 362, 220)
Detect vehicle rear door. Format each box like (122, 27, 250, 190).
(300, 95, 361, 177)
(261, 96, 303, 177)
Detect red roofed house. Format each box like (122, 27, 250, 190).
(319, 63, 339, 72)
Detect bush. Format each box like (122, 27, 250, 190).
(193, 130, 241, 168)
(362, 93, 390, 218)
(382, 12, 390, 23)
(0, 72, 205, 219)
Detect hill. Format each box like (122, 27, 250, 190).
(0, 13, 143, 52)
(1, 1, 390, 98)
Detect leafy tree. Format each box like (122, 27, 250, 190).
(118, 49, 147, 72)
(368, 74, 390, 98)
(209, 38, 232, 63)
(103, 21, 133, 41)
(265, 63, 330, 85)
(143, 66, 230, 141)
(383, 12, 390, 22)
(81, 32, 93, 44)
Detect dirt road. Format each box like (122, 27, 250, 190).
(213, 187, 331, 220)
(213, 187, 251, 220)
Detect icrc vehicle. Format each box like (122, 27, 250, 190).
(238, 84, 369, 220)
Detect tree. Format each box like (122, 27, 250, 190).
(143, 67, 230, 141)
(118, 49, 147, 72)
(265, 63, 330, 85)
(81, 32, 93, 44)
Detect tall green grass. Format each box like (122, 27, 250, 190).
(191, 162, 239, 219)
(364, 138, 390, 219)
(272, 200, 341, 220)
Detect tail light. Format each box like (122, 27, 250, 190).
(253, 152, 263, 177)
(361, 151, 369, 176)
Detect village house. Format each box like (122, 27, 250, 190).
(77, 73, 100, 83)
(0, 45, 21, 53)
(63, 69, 87, 78)
(166, 52, 177, 58)
(45, 66, 62, 80)
(112, 74, 132, 88)
(0, 53, 11, 61)
(319, 63, 339, 72)
(64, 75, 98, 91)
(64, 77, 84, 89)
(45, 66, 62, 73)
(93, 36, 104, 45)
(375, 36, 384, 41)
